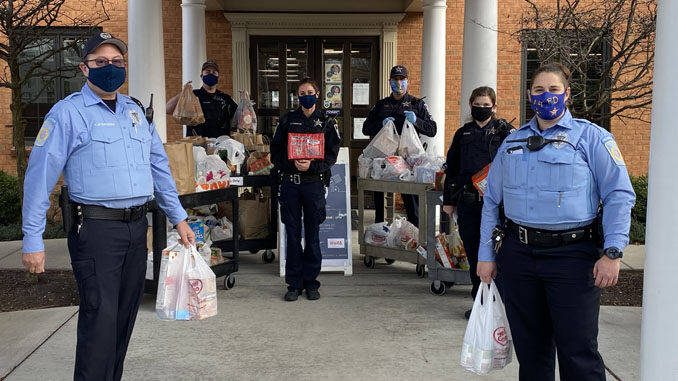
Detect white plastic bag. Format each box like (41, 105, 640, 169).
(371, 158, 386, 179)
(232, 90, 258, 132)
(211, 217, 234, 241)
(215, 136, 246, 166)
(156, 244, 217, 321)
(364, 222, 390, 246)
(363, 120, 400, 158)
(382, 156, 410, 180)
(460, 281, 513, 374)
(398, 120, 426, 162)
(196, 155, 231, 192)
(358, 154, 373, 179)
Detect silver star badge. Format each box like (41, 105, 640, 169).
(402, 101, 411, 108)
(314, 119, 323, 127)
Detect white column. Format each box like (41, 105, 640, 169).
(381, 23, 398, 98)
(128, 0, 167, 142)
(420, 0, 447, 156)
(230, 21, 249, 95)
(459, 0, 497, 126)
(639, 1, 678, 379)
(182, 0, 207, 88)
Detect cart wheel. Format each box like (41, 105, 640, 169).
(385, 258, 396, 265)
(430, 281, 446, 295)
(249, 250, 259, 254)
(443, 281, 455, 288)
(416, 264, 426, 278)
(262, 250, 275, 263)
(363, 256, 376, 269)
(224, 274, 236, 290)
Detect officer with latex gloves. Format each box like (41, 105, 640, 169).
(271, 77, 341, 302)
(362, 65, 437, 227)
(477, 63, 635, 380)
(21, 33, 195, 381)
(442, 86, 513, 319)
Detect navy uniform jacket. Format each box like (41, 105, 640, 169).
(189, 88, 238, 138)
(271, 108, 341, 176)
(443, 118, 514, 205)
(362, 93, 437, 138)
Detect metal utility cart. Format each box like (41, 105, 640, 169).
(425, 190, 472, 295)
(357, 178, 432, 277)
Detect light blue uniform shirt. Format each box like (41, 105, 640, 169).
(22, 83, 187, 253)
(479, 110, 636, 261)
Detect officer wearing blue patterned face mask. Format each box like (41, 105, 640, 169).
(21, 33, 195, 381)
(477, 62, 635, 380)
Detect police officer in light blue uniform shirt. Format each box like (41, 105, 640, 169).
(21, 33, 195, 381)
(477, 63, 635, 381)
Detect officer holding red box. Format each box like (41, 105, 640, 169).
(271, 77, 341, 301)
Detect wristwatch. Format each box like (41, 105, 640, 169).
(603, 246, 623, 259)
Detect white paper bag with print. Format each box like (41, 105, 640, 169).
(460, 280, 513, 374)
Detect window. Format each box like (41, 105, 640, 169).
(520, 30, 612, 130)
(20, 28, 98, 143)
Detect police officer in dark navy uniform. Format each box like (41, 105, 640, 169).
(166, 60, 238, 138)
(271, 77, 341, 301)
(443, 86, 513, 319)
(478, 63, 636, 380)
(21, 33, 195, 380)
(362, 65, 437, 227)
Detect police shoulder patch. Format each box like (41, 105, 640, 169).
(35, 118, 55, 146)
(602, 136, 625, 166)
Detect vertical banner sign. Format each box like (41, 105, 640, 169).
(280, 148, 353, 276)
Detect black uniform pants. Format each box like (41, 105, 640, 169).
(280, 180, 326, 291)
(496, 235, 605, 381)
(373, 192, 419, 227)
(67, 217, 148, 381)
(456, 203, 483, 299)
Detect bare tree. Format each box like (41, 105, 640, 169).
(0, 0, 110, 201)
(518, 0, 656, 125)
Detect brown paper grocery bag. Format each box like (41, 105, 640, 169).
(238, 196, 270, 239)
(163, 142, 196, 195)
(172, 83, 205, 126)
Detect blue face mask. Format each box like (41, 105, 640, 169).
(530, 91, 567, 120)
(390, 79, 407, 95)
(299, 94, 317, 109)
(202, 73, 218, 87)
(87, 64, 126, 93)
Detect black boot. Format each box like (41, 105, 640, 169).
(285, 288, 302, 301)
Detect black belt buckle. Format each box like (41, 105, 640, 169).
(123, 208, 132, 222)
(293, 174, 301, 184)
(518, 226, 529, 245)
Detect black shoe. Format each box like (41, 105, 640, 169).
(306, 289, 320, 300)
(464, 308, 472, 320)
(284, 289, 302, 301)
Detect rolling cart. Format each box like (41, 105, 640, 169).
(425, 190, 472, 295)
(357, 178, 432, 277)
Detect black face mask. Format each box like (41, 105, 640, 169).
(471, 106, 493, 122)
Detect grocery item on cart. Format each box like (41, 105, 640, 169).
(210, 247, 225, 265)
(381, 156, 410, 181)
(232, 90, 258, 132)
(211, 217, 234, 241)
(398, 120, 426, 164)
(193, 146, 208, 180)
(449, 225, 469, 269)
(164, 142, 196, 195)
(363, 120, 399, 158)
(358, 154, 373, 179)
(399, 169, 415, 182)
(364, 222, 390, 246)
(387, 216, 419, 250)
(434, 233, 455, 268)
(246, 151, 273, 175)
(370, 158, 386, 179)
(215, 136, 246, 166)
(195, 155, 231, 192)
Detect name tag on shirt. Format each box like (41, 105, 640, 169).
(507, 147, 523, 155)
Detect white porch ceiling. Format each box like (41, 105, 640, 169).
(205, 0, 423, 12)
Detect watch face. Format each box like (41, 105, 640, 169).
(605, 247, 622, 259)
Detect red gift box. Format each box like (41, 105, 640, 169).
(287, 133, 325, 160)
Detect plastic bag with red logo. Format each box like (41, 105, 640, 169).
(460, 280, 513, 374)
(232, 90, 258, 133)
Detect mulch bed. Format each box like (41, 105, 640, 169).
(0, 270, 79, 313)
(0, 269, 643, 312)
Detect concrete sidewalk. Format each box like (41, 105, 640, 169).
(0, 234, 644, 380)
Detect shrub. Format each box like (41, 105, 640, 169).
(0, 171, 21, 225)
(629, 174, 648, 244)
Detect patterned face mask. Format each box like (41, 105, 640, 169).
(390, 79, 408, 95)
(529, 91, 567, 120)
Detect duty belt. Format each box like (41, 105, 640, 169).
(280, 172, 325, 185)
(506, 219, 594, 248)
(79, 204, 148, 222)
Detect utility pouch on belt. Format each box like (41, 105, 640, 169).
(59, 185, 75, 234)
(287, 133, 324, 160)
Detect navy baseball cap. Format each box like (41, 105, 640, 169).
(81, 32, 127, 60)
(202, 61, 220, 72)
(390, 65, 408, 78)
